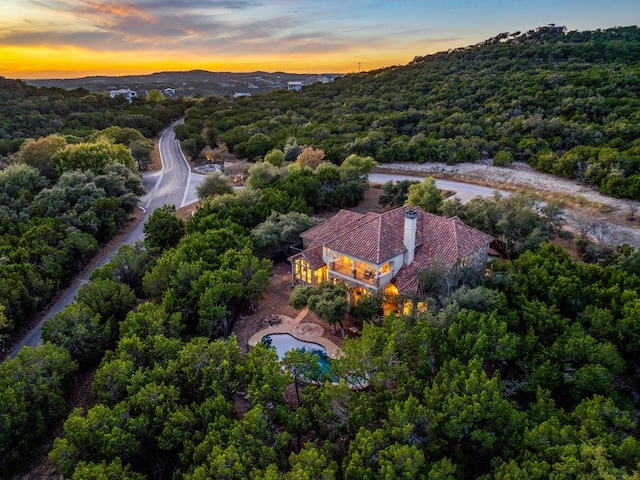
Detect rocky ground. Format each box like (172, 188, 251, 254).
(377, 160, 640, 247)
(378, 160, 640, 213)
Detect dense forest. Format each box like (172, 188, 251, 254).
(0, 80, 192, 346)
(3, 24, 640, 479)
(175, 25, 640, 199)
(0, 77, 190, 158)
(4, 158, 640, 478)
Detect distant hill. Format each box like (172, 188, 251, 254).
(24, 70, 341, 98)
(176, 25, 640, 200)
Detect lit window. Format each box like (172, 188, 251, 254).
(403, 299, 413, 315)
(294, 259, 312, 284)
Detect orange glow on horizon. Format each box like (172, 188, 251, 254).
(0, 43, 430, 79)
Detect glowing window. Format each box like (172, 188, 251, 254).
(294, 259, 312, 284)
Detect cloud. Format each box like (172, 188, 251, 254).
(1, 0, 459, 68)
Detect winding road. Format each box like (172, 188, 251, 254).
(9, 123, 639, 357)
(8, 120, 201, 358)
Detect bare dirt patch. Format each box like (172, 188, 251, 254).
(232, 262, 351, 354)
(148, 136, 163, 172)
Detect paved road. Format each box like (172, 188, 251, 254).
(9, 120, 200, 358)
(369, 172, 640, 247)
(10, 149, 638, 357)
(369, 173, 509, 203)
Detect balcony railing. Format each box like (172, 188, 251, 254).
(330, 262, 379, 287)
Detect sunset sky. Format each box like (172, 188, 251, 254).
(2, 0, 639, 79)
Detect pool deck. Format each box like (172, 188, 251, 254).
(247, 308, 342, 358)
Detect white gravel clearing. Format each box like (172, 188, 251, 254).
(378, 160, 640, 213)
(377, 161, 640, 247)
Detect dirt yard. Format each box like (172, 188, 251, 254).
(233, 262, 356, 354)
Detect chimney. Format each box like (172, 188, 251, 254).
(403, 210, 418, 265)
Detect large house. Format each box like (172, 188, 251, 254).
(288, 205, 493, 313)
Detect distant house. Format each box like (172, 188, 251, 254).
(288, 206, 493, 313)
(109, 88, 137, 103)
(287, 81, 303, 92)
(233, 92, 251, 98)
(163, 87, 176, 97)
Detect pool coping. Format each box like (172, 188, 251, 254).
(247, 309, 342, 359)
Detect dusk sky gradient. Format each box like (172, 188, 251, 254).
(2, 0, 639, 79)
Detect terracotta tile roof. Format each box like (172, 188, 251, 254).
(301, 209, 364, 248)
(288, 246, 325, 270)
(294, 205, 493, 297)
(394, 215, 493, 297)
(324, 206, 420, 264)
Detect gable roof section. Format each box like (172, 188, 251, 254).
(324, 206, 422, 264)
(301, 209, 364, 248)
(395, 215, 494, 297)
(288, 245, 325, 269)
(294, 205, 493, 292)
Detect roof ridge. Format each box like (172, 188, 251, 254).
(327, 212, 378, 247)
(451, 217, 461, 259)
(375, 214, 384, 263)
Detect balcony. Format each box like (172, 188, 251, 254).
(330, 261, 379, 288)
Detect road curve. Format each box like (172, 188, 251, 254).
(369, 172, 640, 247)
(369, 173, 509, 203)
(8, 120, 198, 358)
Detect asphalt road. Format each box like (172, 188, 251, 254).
(9, 119, 200, 358)
(369, 172, 640, 247)
(369, 173, 509, 203)
(10, 146, 638, 357)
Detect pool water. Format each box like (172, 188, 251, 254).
(261, 333, 333, 376)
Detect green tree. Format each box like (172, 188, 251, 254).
(16, 134, 67, 179)
(71, 458, 145, 480)
(282, 348, 324, 404)
(406, 176, 444, 213)
(90, 242, 154, 297)
(0, 343, 78, 473)
(52, 140, 137, 176)
(290, 282, 349, 337)
(242, 342, 290, 409)
(146, 89, 164, 102)
(0, 303, 7, 333)
(423, 358, 524, 475)
(338, 154, 376, 184)
(493, 149, 515, 166)
(251, 211, 317, 259)
(143, 205, 185, 253)
(464, 191, 565, 258)
(284, 442, 338, 480)
(196, 172, 234, 200)
(284, 137, 303, 162)
(42, 302, 108, 366)
(264, 148, 285, 167)
(196, 247, 272, 337)
(246, 162, 284, 190)
(245, 132, 273, 160)
(0, 163, 49, 211)
(379, 180, 419, 208)
(350, 291, 384, 323)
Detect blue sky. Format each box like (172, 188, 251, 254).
(1, 0, 638, 78)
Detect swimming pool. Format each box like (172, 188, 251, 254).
(261, 333, 332, 376)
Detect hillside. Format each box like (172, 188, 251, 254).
(176, 25, 640, 199)
(5, 25, 640, 480)
(24, 70, 340, 99)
